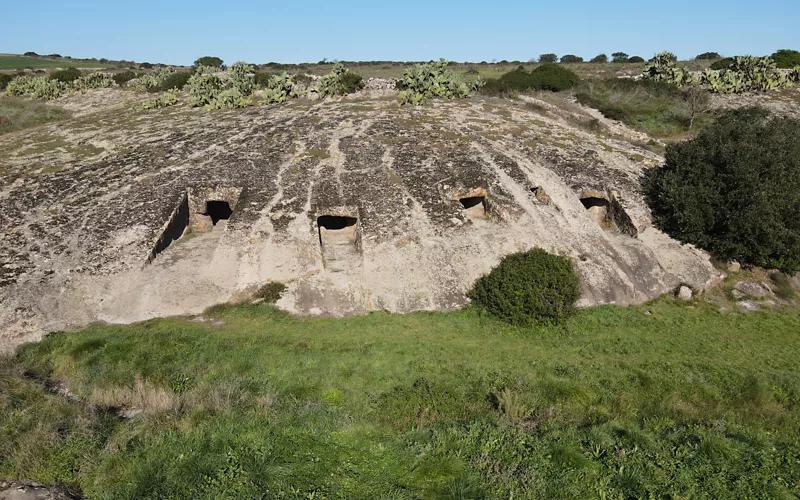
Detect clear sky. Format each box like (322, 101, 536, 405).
(2, 0, 798, 66)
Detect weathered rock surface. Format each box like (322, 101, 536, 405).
(0, 480, 78, 500)
(677, 285, 693, 300)
(0, 90, 720, 351)
(734, 281, 772, 298)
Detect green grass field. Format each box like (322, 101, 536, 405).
(2, 298, 799, 498)
(0, 55, 114, 70)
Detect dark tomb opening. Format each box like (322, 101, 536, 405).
(203, 200, 233, 225)
(317, 215, 358, 245)
(580, 197, 610, 211)
(459, 196, 486, 210)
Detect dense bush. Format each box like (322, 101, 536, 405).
(139, 62, 153, 69)
(71, 72, 113, 92)
(314, 63, 365, 98)
(628, 56, 645, 63)
(612, 52, 629, 63)
(710, 57, 734, 70)
(142, 89, 179, 110)
(590, 54, 608, 63)
(701, 56, 792, 93)
(112, 71, 136, 86)
(49, 67, 81, 83)
(261, 73, 296, 104)
(770, 49, 800, 69)
(643, 107, 800, 273)
(0, 74, 12, 91)
(560, 55, 583, 63)
(538, 53, 558, 63)
(468, 249, 581, 325)
(194, 56, 224, 68)
(156, 71, 192, 91)
(398, 59, 474, 105)
(186, 62, 254, 109)
(696, 52, 722, 60)
(6, 76, 67, 100)
(134, 68, 174, 92)
(482, 64, 578, 94)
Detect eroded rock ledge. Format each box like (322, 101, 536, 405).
(0, 91, 719, 350)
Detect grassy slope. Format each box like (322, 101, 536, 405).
(0, 97, 70, 135)
(2, 300, 799, 498)
(0, 56, 114, 70)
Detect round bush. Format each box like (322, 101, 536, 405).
(771, 49, 800, 69)
(156, 71, 192, 92)
(112, 71, 136, 87)
(49, 67, 81, 83)
(0, 74, 13, 91)
(468, 249, 582, 325)
(643, 107, 800, 273)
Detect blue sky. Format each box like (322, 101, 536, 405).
(3, 0, 798, 65)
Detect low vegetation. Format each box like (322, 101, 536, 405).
(142, 89, 180, 110)
(771, 49, 800, 69)
(644, 107, 800, 273)
(468, 249, 581, 325)
(48, 67, 82, 83)
(5, 71, 112, 101)
(575, 77, 711, 137)
(314, 62, 364, 98)
(0, 97, 69, 134)
(112, 70, 136, 87)
(482, 64, 579, 95)
(2, 298, 799, 498)
(398, 59, 475, 105)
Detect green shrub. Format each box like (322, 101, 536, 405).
(770, 49, 800, 69)
(701, 56, 792, 94)
(314, 63, 365, 98)
(643, 107, 800, 273)
(612, 52, 630, 63)
(539, 53, 558, 63)
(72, 72, 113, 92)
(628, 56, 645, 63)
(696, 52, 722, 60)
(6, 75, 67, 101)
(112, 71, 136, 86)
(139, 62, 153, 69)
(134, 68, 174, 92)
(482, 64, 578, 95)
(49, 67, 81, 83)
(590, 54, 608, 63)
(710, 57, 734, 70)
(261, 73, 296, 104)
(468, 248, 581, 325)
(185, 63, 255, 110)
(560, 55, 583, 64)
(642, 52, 698, 86)
(194, 56, 224, 68)
(0, 74, 13, 91)
(186, 72, 225, 107)
(142, 89, 179, 110)
(254, 71, 277, 88)
(156, 71, 191, 91)
(253, 282, 287, 303)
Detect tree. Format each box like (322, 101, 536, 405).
(643, 108, 800, 273)
(612, 52, 629, 63)
(590, 54, 608, 63)
(538, 53, 558, 63)
(194, 56, 224, 68)
(771, 49, 800, 68)
(23, 52, 38, 57)
(560, 54, 584, 64)
(682, 87, 711, 130)
(695, 52, 722, 60)
(629, 56, 645, 63)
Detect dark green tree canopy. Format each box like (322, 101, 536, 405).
(643, 107, 800, 273)
(194, 56, 224, 68)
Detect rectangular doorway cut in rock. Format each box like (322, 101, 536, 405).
(317, 211, 361, 272)
(579, 190, 637, 237)
(188, 187, 242, 232)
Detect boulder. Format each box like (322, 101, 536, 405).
(0, 480, 77, 500)
(677, 286, 693, 300)
(734, 281, 771, 298)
